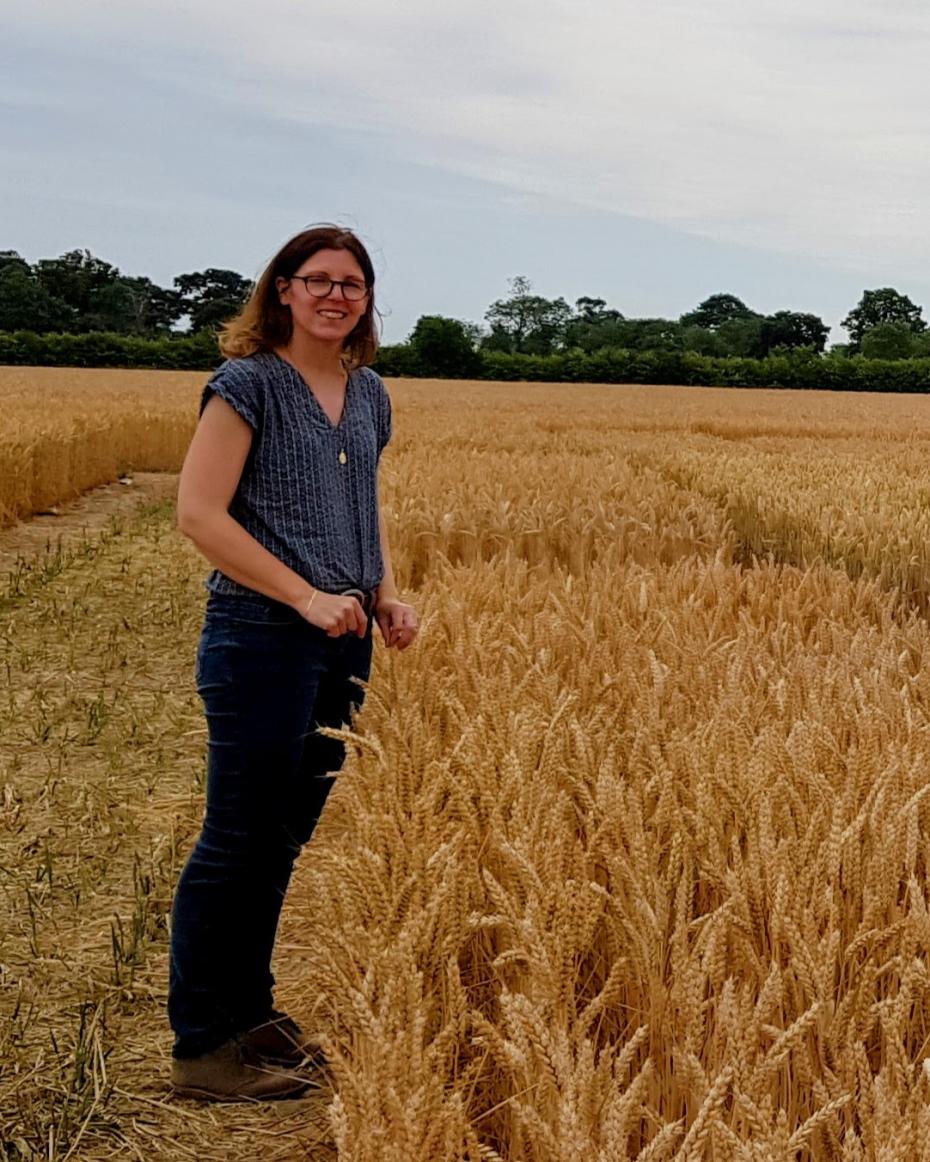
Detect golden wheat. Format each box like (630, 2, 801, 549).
(292, 539, 930, 1159)
(0, 367, 198, 524)
(5, 371, 930, 1157)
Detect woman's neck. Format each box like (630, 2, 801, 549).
(277, 330, 346, 379)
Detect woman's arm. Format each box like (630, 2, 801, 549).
(177, 396, 366, 635)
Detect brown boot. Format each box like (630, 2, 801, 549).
(171, 1037, 310, 1102)
(241, 1011, 330, 1075)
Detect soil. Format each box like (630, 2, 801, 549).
(0, 471, 178, 581)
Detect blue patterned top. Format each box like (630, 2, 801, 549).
(198, 352, 392, 599)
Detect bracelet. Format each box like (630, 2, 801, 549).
(303, 589, 318, 618)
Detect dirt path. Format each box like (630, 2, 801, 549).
(0, 472, 179, 589)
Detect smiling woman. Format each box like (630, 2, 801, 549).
(168, 223, 419, 1102)
(217, 225, 379, 369)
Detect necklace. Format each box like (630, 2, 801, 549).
(338, 449, 347, 465)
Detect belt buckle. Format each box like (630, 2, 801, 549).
(341, 587, 371, 615)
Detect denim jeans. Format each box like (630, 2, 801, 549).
(168, 591, 373, 1059)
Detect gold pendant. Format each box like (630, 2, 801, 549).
(338, 450, 347, 465)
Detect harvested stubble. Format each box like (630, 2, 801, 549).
(4, 373, 930, 1158)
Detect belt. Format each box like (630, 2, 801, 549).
(338, 587, 377, 616)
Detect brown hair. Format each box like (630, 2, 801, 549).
(218, 224, 379, 368)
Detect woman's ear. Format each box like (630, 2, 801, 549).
(275, 276, 290, 303)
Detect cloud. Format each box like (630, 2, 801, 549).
(8, 0, 930, 279)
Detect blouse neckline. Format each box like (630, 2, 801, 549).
(269, 351, 355, 431)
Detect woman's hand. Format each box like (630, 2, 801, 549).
(296, 589, 368, 637)
(375, 595, 418, 650)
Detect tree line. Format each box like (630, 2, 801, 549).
(405, 279, 930, 377)
(8, 329, 930, 395)
(0, 249, 250, 336)
(3, 246, 930, 374)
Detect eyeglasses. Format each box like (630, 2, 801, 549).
(288, 275, 369, 302)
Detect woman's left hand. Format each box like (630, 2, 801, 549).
(375, 596, 419, 650)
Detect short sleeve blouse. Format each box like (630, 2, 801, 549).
(198, 352, 392, 598)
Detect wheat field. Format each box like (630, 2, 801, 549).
(5, 369, 930, 1158)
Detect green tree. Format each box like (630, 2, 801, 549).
(859, 321, 918, 360)
(620, 318, 685, 351)
(34, 249, 120, 330)
(175, 268, 253, 333)
(0, 250, 30, 276)
(681, 326, 725, 355)
(483, 276, 573, 355)
(842, 288, 925, 350)
(0, 264, 75, 331)
(716, 315, 764, 357)
(115, 277, 184, 334)
(564, 296, 624, 350)
(407, 315, 482, 377)
(758, 311, 829, 355)
(574, 296, 623, 324)
(28, 249, 181, 334)
(569, 319, 629, 352)
(680, 293, 757, 332)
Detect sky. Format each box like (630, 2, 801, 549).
(4, 1, 930, 344)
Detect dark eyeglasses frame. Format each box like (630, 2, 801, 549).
(288, 275, 370, 302)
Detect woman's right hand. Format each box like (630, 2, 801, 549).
(295, 588, 367, 637)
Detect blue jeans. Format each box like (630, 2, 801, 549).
(168, 591, 373, 1059)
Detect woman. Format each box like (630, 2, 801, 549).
(168, 224, 418, 1101)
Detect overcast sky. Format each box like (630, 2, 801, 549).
(4, 1, 930, 343)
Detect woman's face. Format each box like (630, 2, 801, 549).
(277, 247, 370, 347)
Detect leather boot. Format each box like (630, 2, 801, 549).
(241, 1011, 330, 1075)
(171, 1037, 310, 1102)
